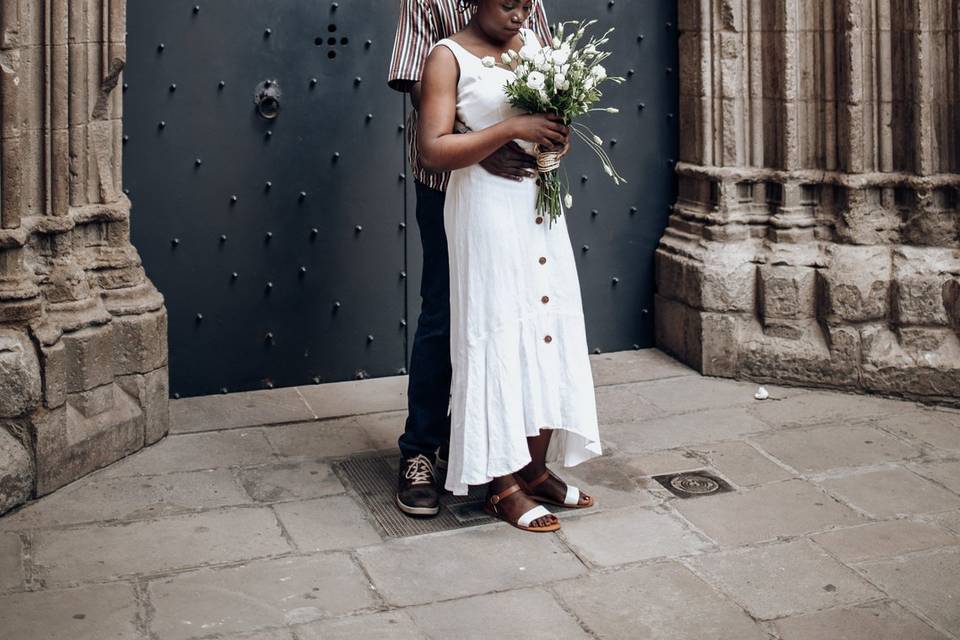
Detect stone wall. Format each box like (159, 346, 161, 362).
(0, 0, 168, 515)
(658, 0, 960, 404)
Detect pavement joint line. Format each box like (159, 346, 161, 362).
(292, 385, 319, 420)
(132, 578, 157, 640)
(543, 583, 604, 639)
(267, 504, 302, 554)
(842, 552, 960, 640)
(670, 557, 776, 629)
(906, 461, 960, 499)
(346, 549, 389, 610)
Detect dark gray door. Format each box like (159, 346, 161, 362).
(125, 0, 677, 398)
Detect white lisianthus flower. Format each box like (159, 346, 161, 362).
(508, 49, 520, 60)
(584, 44, 597, 56)
(555, 74, 570, 91)
(533, 49, 548, 70)
(481, 56, 496, 68)
(526, 71, 546, 91)
(501, 52, 512, 64)
(564, 193, 574, 208)
(551, 45, 571, 65)
(519, 41, 539, 61)
(552, 37, 561, 48)
(605, 107, 620, 113)
(591, 64, 607, 80)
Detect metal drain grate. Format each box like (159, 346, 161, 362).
(652, 470, 734, 499)
(334, 452, 495, 538)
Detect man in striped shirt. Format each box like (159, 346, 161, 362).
(388, 0, 552, 517)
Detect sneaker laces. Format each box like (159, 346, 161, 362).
(404, 454, 435, 486)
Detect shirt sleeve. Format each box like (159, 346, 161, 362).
(529, 1, 553, 46)
(387, 0, 436, 93)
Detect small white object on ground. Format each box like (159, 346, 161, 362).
(754, 386, 769, 400)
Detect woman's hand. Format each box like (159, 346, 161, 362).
(509, 113, 570, 149)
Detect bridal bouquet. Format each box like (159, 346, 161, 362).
(490, 20, 626, 225)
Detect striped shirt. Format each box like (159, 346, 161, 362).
(388, 0, 552, 192)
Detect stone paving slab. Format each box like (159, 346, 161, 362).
(594, 383, 665, 425)
(911, 459, 960, 494)
(749, 391, 921, 428)
(295, 611, 424, 640)
(617, 449, 706, 478)
(770, 600, 950, 640)
(692, 441, 794, 486)
(857, 548, 960, 636)
(32, 507, 291, 586)
(148, 554, 375, 640)
(0, 469, 251, 531)
(355, 526, 586, 607)
(589, 349, 697, 386)
(818, 468, 960, 518)
(934, 509, 960, 534)
(170, 387, 315, 434)
(552, 562, 768, 640)
(237, 460, 346, 503)
(95, 429, 277, 477)
(672, 479, 864, 546)
(0, 582, 139, 640)
(295, 375, 408, 419)
(871, 408, 960, 452)
(752, 424, 923, 473)
(689, 539, 884, 620)
(601, 407, 773, 454)
(262, 418, 378, 460)
(553, 455, 658, 510)
(408, 588, 590, 640)
(560, 506, 710, 567)
(272, 495, 383, 552)
(633, 377, 798, 415)
(811, 520, 960, 563)
(0, 532, 22, 592)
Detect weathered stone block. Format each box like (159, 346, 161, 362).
(40, 341, 66, 409)
(33, 385, 144, 495)
(62, 325, 114, 393)
(861, 325, 960, 398)
(0, 425, 34, 515)
(67, 383, 115, 418)
(114, 366, 169, 445)
(891, 247, 958, 327)
(111, 309, 167, 375)
(759, 265, 816, 320)
(817, 246, 891, 322)
(0, 329, 40, 417)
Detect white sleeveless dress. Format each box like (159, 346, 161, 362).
(435, 30, 602, 496)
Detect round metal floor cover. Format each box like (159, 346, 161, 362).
(670, 473, 720, 495)
(652, 470, 734, 499)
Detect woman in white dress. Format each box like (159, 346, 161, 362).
(418, 0, 602, 533)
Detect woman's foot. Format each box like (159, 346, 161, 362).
(485, 475, 559, 531)
(518, 465, 594, 508)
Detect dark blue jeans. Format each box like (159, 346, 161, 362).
(399, 182, 452, 462)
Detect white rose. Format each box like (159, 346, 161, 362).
(481, 56, 496, 68)
(526, 71, 546, 91)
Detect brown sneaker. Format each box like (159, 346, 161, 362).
(396, 454, 440, 517)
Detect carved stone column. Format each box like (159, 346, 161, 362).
(659, 0, 960, 403)
(0, 0, 168, 515)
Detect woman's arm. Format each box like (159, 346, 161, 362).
(417, 46, 568, 173)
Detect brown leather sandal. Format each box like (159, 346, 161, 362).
(483, 484, 560, 533)
(519, 469, 594, 509)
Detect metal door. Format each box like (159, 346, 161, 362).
(125, 1, 677, 398)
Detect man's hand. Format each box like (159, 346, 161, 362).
(479, 141, 538, 181)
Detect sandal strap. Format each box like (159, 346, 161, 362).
(526, 469, 552, 490)
(517, 505, 553, 528)
(488, 483, 523, 507)
(564, 484, 581, 507)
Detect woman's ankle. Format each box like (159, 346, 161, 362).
(518, 463, 547, 481)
